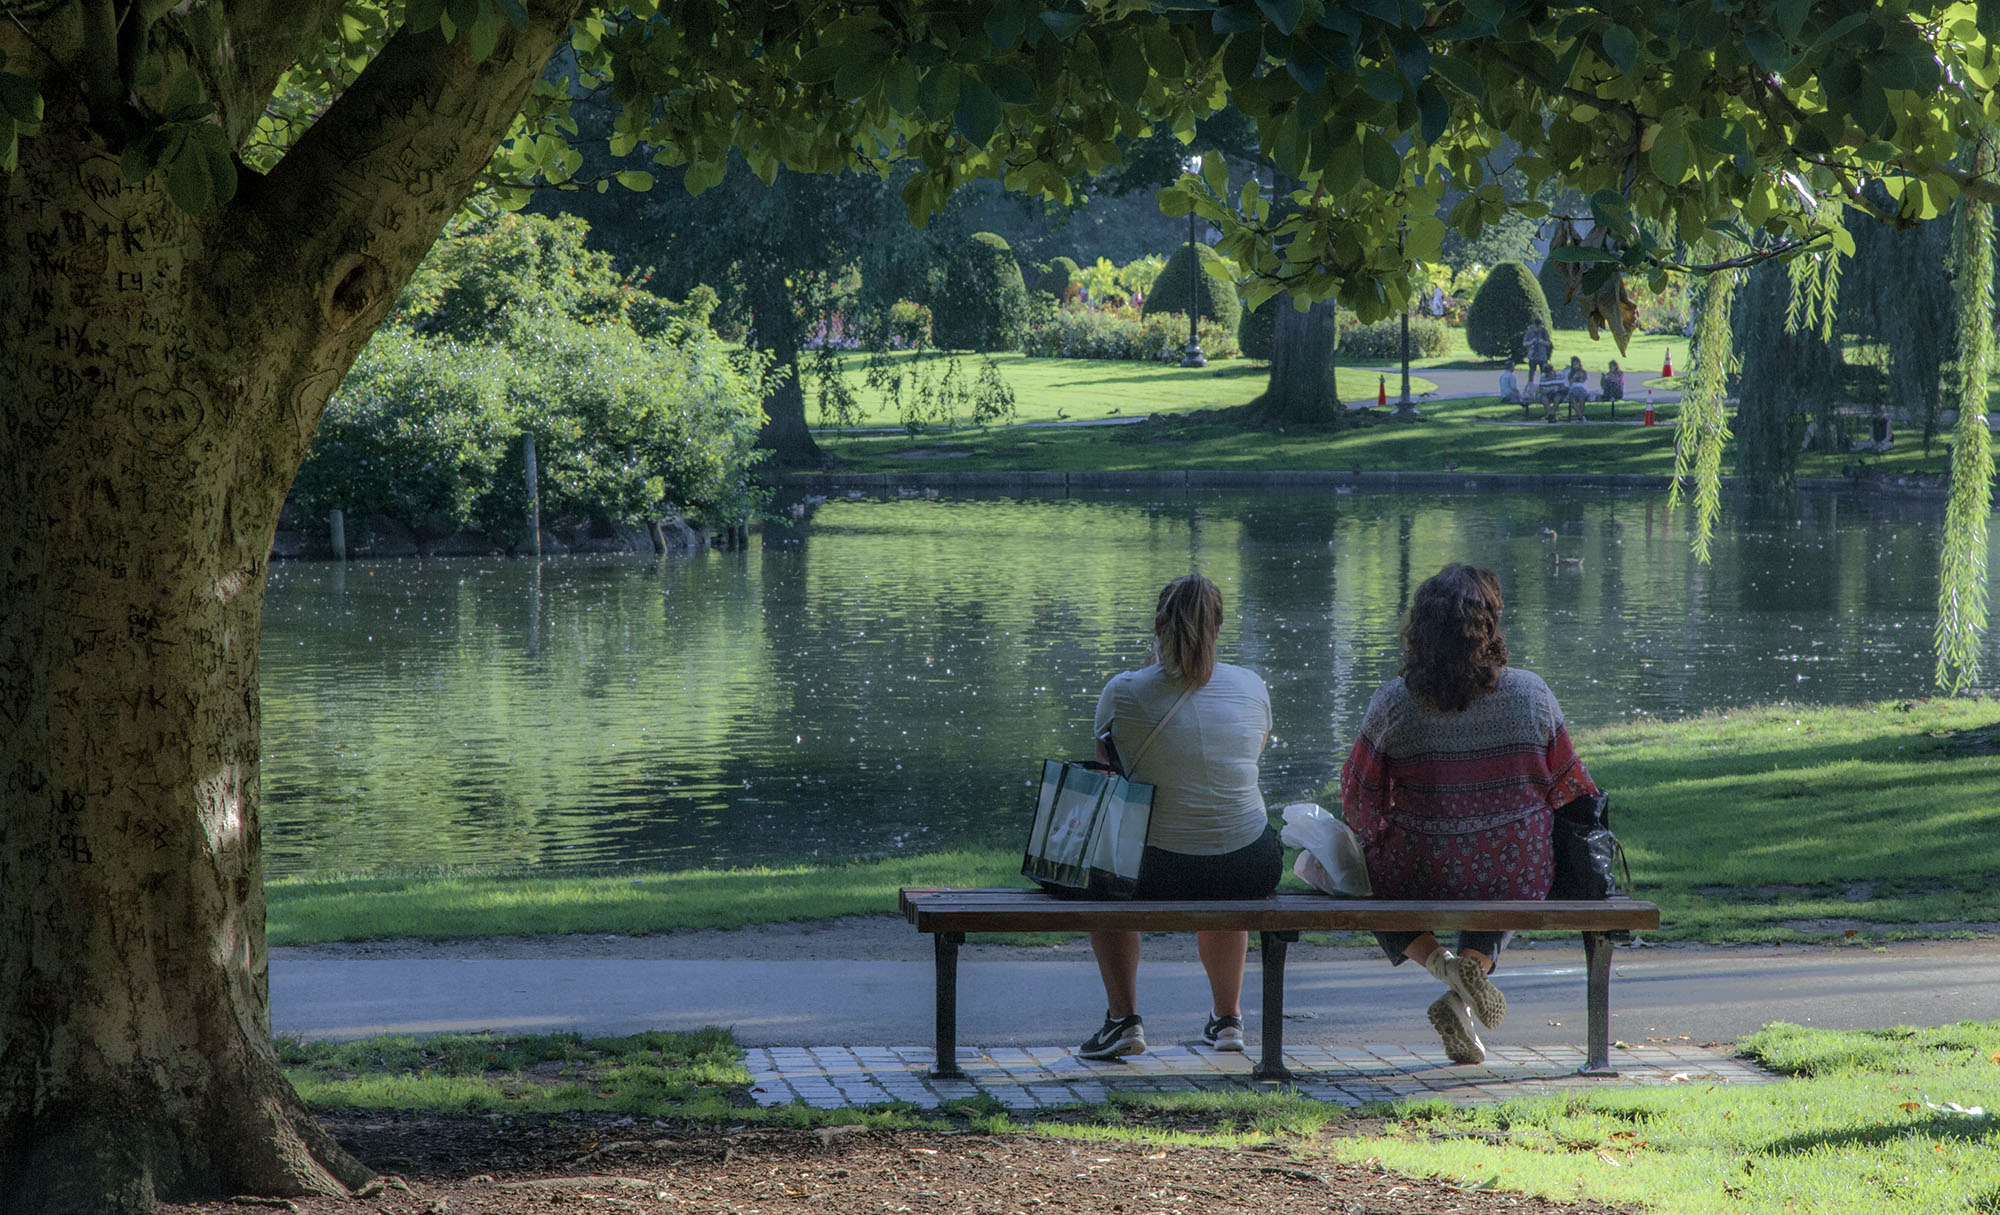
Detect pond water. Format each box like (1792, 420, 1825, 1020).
(260, 487, 1995, 879)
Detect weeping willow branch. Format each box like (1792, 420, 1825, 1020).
(1936, 136, 1995, 694)
(1669, 269, 1739, 563)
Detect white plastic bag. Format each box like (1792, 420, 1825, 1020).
(1279, 802, 1373, 897)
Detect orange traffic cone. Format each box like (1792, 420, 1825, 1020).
(1644, 389, 1655, 427)
(1662, 348, 1673, 378)
(1377, 375, 1387, 408)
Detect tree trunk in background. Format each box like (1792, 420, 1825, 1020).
(0, 7, 580, 1208)
(748, 265, 824, 467)
(758, 349, 824, 467)
(1256, 300, 1342, 424)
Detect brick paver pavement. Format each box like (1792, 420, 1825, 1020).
(745, 1040, 1773, 1109)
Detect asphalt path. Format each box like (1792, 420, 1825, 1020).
(271, 939, 1996, 1048)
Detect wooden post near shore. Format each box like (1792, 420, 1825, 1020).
(523, 433, 541, 558)
(328, 509, 345, 561)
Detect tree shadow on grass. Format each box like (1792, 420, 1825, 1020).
(1756, 1113, 2000, 1157)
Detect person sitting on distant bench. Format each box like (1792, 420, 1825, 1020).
(1499, 362, 1522, 405)
(1600, 361, 1624, 402)
(1853, 404, 1894, 453)
(1563, 356, 1591, 420)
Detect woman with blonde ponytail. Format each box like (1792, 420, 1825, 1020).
(1077, 575, 1280, 1061)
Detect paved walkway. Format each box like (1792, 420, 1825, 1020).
(744, 1040, 1772, 1110)
(271, 938, 2000, 1110)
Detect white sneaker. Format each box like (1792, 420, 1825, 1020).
(1427, 993, 1486, 1065)
(1203, 1014, 1246, 1052)
(1424, 950, 1507, 1028)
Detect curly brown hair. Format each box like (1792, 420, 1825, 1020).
(1400, 564, 1509, 712)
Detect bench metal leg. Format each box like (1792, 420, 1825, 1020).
(1254, 931, 1298, 1082)
(931, 932, 965, 1079)
(1581, 931, 1619, 1076)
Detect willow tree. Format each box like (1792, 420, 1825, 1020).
(1938, 136, 1996, 693)
(5, 2, 2000, 1210)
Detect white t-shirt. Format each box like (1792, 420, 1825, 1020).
(1093, 662, 1271, 856)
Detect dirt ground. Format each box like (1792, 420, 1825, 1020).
(160, 1117, 1635, 1214)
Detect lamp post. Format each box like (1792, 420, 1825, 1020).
(1389, 226, 1421, 419)
(1179, 157, 1207, 369)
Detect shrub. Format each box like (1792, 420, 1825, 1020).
(930, 231, 1030, 351)
(493, 319, 769, 533)
(1238, 296, 1278, 360)
(1036, 256, 1081, 300)
(1464, 261, 1552, 360)
(1143, 243, 1241, 335)
(885, 299, 933, 348)
(294, 332, 515, 536)
(1336, 313, 1452, 360)
(1021, 306, 1239, 361)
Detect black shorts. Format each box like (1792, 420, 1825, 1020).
(1132, 824, 1282, 901)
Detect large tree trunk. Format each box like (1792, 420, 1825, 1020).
(748, 265, 824, 467)
(1254, 300, 1343, 424)
(758, 350, 826, 467)
(0, 7, 580, 1210)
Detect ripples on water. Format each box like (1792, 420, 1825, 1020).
(259, 488, 1992, 878)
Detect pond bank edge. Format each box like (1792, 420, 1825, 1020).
(781, 468, 1957, 500)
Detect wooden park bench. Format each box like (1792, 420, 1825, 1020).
(899, 887, 1661, 1082)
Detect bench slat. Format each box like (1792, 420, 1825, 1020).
(901, 888, 1659, 934)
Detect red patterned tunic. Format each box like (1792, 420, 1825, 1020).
(1340, 667, 1597, 900)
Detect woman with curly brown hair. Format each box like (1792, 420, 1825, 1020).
(1340, 564, 1597, 1065)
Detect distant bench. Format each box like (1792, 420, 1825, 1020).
(899, 888, 1661, 1082)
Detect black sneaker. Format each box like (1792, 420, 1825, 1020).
(1203, 1014, 1246, 1052)
(1078, 1013, 1146, 1060)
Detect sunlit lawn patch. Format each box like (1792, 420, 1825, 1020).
(1313, 1020, 2000, 1215)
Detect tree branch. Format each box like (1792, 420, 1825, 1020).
(209, 0, 585, 464)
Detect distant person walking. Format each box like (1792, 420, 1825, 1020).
(1522, 322, 1553, 386)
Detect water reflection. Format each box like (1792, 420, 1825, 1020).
(259, 487, 1995, 879)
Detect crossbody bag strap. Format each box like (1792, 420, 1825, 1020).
(1123, 686, 1194, 781)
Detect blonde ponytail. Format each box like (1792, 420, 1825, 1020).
(1154, 575, 1223, 689)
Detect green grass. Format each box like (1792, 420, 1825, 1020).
(805, 349, 1427, 432)
(266, 848, 1014, 944)
(278, 1028, 749, 1118)
(277, 1027, 925, 1129)
(1305, 1019, 2000, 1215)
(1574, 699, 2000, 942)
(818, 389, 1967, 481)
(823, 390, 1697, 475)
(266, 698, 2000, 947)
(807, 326, 1981, 483)
(282, 1019, 2000, 1215)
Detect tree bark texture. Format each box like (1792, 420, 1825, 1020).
(0, 5, 582, 1209)
(747, 265, 825, 468)
(1256, 300, 1342, 424)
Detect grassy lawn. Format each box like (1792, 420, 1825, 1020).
(1314, 1019, 2000, 1215)
(820, 389, 1965, 482)
(266, 697, 2000, 947)
(283, 1019, 2000, 1215)
(805, 349, 1428, 431)
(807, 325, 1986, 484)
